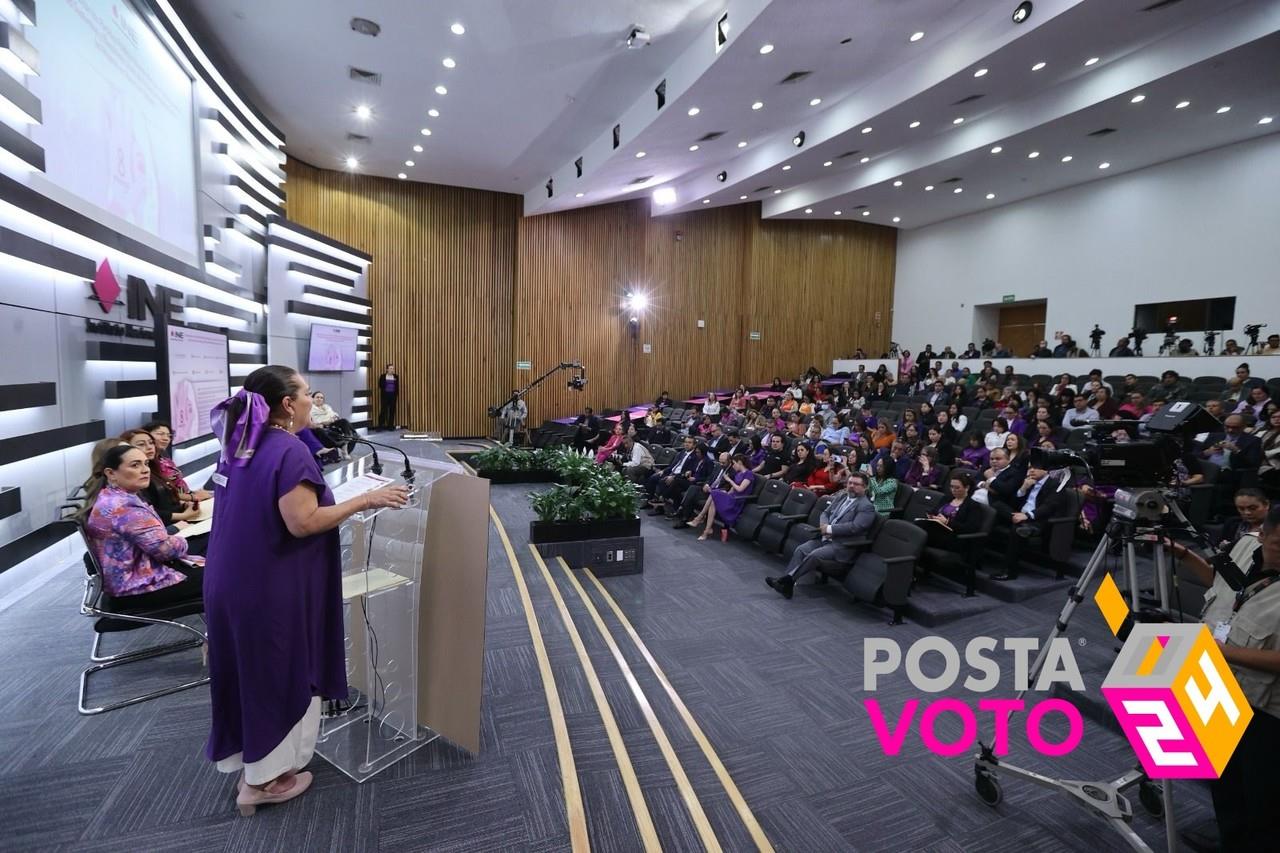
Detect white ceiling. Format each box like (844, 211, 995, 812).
(186, 0, 1280, 229)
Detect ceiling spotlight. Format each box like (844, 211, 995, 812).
(893, 180, 903, 187)
(1027, 151, 1039, 158)
(1031, 61, 1046, 71)
(405, 159, 415, 166)
(792, 131, 806, 147)
(892, 216, 901, 223)
(354, 104, 372, 120)
(833, 210, 842, 215)
(861, 126, 873, 134)
(626, 26, 651, 49)
(435, 85, 448, 95)
(442, 57, 456, 69)
(575, 192, 585, 198)
(635, 151, 646, 158)
(1176, 100, 1191, 109)
(1098, 161, 1111, 169)
(924, 185, 935, 191)
(990, 145, 1003, 154)
(345, 156, 359, 169)
(1261, 117, 1274, 125)
(953, 187, 963, 194)
(716, 171, 728, 182)
(653, 186, 677, 206)
(909, 31, 925, 42)
(985, 192, 995, 199)
(952, 117, 965, 125)
(702, 199, 711, 204)
(861, 210, 870, 216)
(397, 172, 407, 180)
(1130, 94, 1145, 103)
(773, 188, 782, 194)
(689, 144, 699, 151)
(759, 43, 774, 54)
(1084, 57, 1099, 66)
(1061, 155, 1072, 163)
(688, 106, 701, 116)
(1012, 1, 1033, 24)
(428, 108, 440, 117)
(909, 120, 921, 128)
(859, 156, 870, 163)
(413, 144, 423, 152)
(973, 68, 988, 78)
(782, 165, 792, 171)
(804, 208, 812, 214)
(450, 22, 465, 35)
(810, 98, 822, 106)
(737, 140, 748, 148)
(739, 194, 748, 199)
(1216, 105, 1231, 114)
(823, 160, 833, 167)
(751, 101, 764, 110)
(420, 128, 432, 136)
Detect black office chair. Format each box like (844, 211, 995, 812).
(63, 520, 209, 715)
(888, 484, 915, 519)
(814, 512, 886, 583)
(919, 502, 996, 597)
(900, 488, 945, 521)
(726, 479, 790, 540)
(780, 496, 833, 558)
(746, 486, 817, 546)
(843, 519, 928, 624)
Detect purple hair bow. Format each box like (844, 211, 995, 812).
(211, 388, 270, 468)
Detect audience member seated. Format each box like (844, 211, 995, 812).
(1223, 364, 1252, 404)
(1262, 333, 1280, 355)
(79, 443, 204, 604)
(121, 429, 200, 527)
(646, 437, 707, 515)
(594, 424, 624, 463)
(1201, 414, 1263, 515)
(956, 433, 990, 473)
(973, 448, 1020, 508)
(1118, 392, 1151, 419)
(804, 446, 845, 495)
(1108, 337, 1135, 357)
(923, 426, 955, 466)
(1234, 383, 1273, 420)
(685, 454, 755, 541)
(1062, 395, 1099, 431)
(985, 417, 1010, 451)
(616, 435, 654, 483)
(671, 451, 732, 526)
(765, 471, 876, 599)
(904, 446, 943, 489)
(990, 464, 1071, 581)
(868, 457, 899, 517)
(916, 472, 982, 551)
(655, 390, 673, 409)
(573, 407, 602, 450)
(1149, 370, 1192, 402)
(702, 393, 722, 417)
(145, 420, 212, 501)
(783, 441, 818, 485)
(754, 433, 790, 480)
(1259, 409, 1280, 497)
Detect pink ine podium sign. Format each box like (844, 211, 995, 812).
(1100, 623, 1252, 779)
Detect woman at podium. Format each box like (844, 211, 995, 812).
(203, 366, 409, 816)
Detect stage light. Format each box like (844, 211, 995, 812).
(355, 104, 372, 120)
(792, 131, 805, 147)
(1012, 2, 1033, 24)
(716, 171, 728, 182)
(653, 186, 677, 206)
(451, 22, 466, 35)
(345, 156, 359, 169)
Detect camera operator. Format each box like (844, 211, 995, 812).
(1164, 501, 1280, 852)
(1108, 336, 1135, 357)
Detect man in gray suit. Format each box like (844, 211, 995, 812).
(766, 471, 876, 599)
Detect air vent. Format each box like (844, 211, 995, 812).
(853, 204, 868, 210)
(629, 176, 653, 185)
(1087, 127, 1117, 137)
(941, 176, 963, 184)
(574, 157, 583, 178)
(612, 124, 621, 150)
(345, 133, 371, 144)
(696, 131, 725, 142)
(778, 70, 812, 85)
(655, 79, 667, 110)
(349, 67, 382, 86)
(753, 186, 772, 193)
(836, 150, 861, 159)
(350, 17, 381, 37)
(952, 94, 985, 106)
(1141, 0, 1185, 10)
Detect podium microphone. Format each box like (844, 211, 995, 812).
(322, 425, 414, 484)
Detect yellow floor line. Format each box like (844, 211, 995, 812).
(580, 564, 775, 853)
(553, 557, 723, 853)
(489, 508, 589, 852)
(527, 546, 663, 853)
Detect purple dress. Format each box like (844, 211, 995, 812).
(203, 428, 347, 765)
(710, 470, 755, 525)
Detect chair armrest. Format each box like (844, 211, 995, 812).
(776, 512, 809, 521)
(882, 555, 917, 566)
(955, 531, 989, 542)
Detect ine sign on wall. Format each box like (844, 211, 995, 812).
(165, 325, 229, 444)
(29, 0, 199, 261)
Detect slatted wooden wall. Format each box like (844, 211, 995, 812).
(286, 161, 896, 434)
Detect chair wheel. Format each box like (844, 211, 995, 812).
(975, 771, 1002, 806)
(1138, 780, 1163, 817)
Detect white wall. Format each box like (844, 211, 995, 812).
(891, 134, 1280, 354)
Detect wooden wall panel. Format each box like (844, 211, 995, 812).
(287, 160, 896, 434)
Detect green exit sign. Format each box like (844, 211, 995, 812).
(515, 360, 532, 370)
(1001, 294, 1016, 304)
(749, 331, 762, 341)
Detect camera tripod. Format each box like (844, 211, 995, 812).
(1244, 325, 1267, 355)
(1202, 330, 1218, 356)
(972, 497, 1197, 852)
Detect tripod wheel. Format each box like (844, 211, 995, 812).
(1138, 780, 1163, 817)
(975, 771, 1003, 807)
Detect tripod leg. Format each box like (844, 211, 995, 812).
(1124, 541, 1140, 611)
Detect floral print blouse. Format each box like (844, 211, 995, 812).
(86, 486, 189, 597)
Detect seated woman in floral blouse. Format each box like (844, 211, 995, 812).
(81, 444, 204, 605)
(144, 420, 212, 501)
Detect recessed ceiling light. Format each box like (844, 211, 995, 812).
(759, 43, 774, 54)
(1061, 155, 1072, 163)
(985, 193, 995, 200)
(1084, 57, 1099, 66)
(450, 22, 465, 35)
(924, 185, 934, 191)
(893, 180, 903, 187)
(345, 156, 359, 169)
(860, 156, 870, 163)
(823, 160, 833, 167)
(952, 117, 964, 125)
(861, 126, 872, 134)
(861, 210, 870, 216)
(688, 106, 701, 116)
(953, 187, 963, 194)
(442, 57, 456, 69)
(909, 120, 921, 128)
(1216, 105, 1231, 114)
(1031, 61, 1046, 71)
(804, 208, 812, 214)
(428, 108, 440, 117)
(834, 210, 842, 215)
(689, 144, 699, 151)
(652, 187, 676, 206)
(635, 151, 646, 158)
(737, 140, 748, 148)
(740, 194, 748, 200)
(435, 85, 448, 95)
(974, 68, 988, 78)
(397, 172, 407, 180)
(413, 144, 423, 153)
(773, 189, 782, 194)
(702, 199, 711, 204)
(420, 128, 431, 136)
(1176, 100, 1191, 109)
(1130, 94, 1145, 104)
(404, 159, 414, 166)
(354, 104, 372, 120)
(892, 216, 901, 223)
(909, 31, 925, 42)
(990, 145, 1003, 154)
(782, 165, 791, 171)
(575, 192, 585, 198)
(1261, 117, 1274, 125)
(751, 101, 764, 110)
(1099, 161, 1111, 169)
(1027, 151, 1039, 159)
(810, 98, 822, 107)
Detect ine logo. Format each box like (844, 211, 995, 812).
(91, 259, 121, 314)
(89, 260, 183, 324)
(1094, 575, 1252, 779)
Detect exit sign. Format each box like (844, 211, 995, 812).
(749, 330, 762, 341)
(1001, 294, 1016, 304)
(515, 360, 532, 370)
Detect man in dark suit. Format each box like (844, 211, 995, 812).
(572, 407, 601, 450)
(726, 429, 751, 459)
(927, 381, 950, 409)
(766, 472, 877, 599)
(1201, 414, 1263, 516)
(706, 423, 730, 457)
(981, 448, 1022, 509)
(991, 465, 1071, 581)
(646, 437, 707, 514)
(672, 451, 731, 526)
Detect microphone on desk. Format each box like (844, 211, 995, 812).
(318, 425, 414, 484)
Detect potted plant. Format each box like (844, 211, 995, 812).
(527, 459, 643, 543)
(468, 445, 557, 483)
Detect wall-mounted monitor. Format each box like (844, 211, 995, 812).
(161, 324, 230, 445)
(307, 323, 358, 372)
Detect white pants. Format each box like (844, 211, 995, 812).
(215, 697, 321, 786)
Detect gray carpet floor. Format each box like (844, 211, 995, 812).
(0, 436, 1213, 851)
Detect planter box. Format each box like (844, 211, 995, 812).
(529, 517, 641, 544)
(478, 469, 558, 484)
(537, 536, 643, 576)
